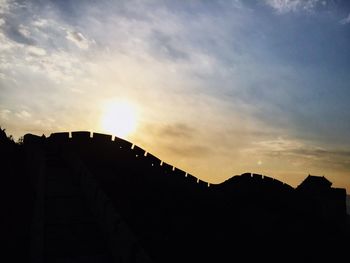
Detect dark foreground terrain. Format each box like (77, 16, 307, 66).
(1, 129, 349, 262)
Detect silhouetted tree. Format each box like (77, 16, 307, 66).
(0, 126, 15, 144)
(0, 126, 7, 141)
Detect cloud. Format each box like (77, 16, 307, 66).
(15, 110, 31, 119)
(340, 13, 350, 24)
(65, 30, 90, 49)
(26, 45, 46, 56)
(0, 4, 89, 84)
(264, 0, 322, 13)
(32, 18, 48, 28)
(149, 30, 189, 61)
(134, 121, 215, 160)
(0, 109, 11, 120)
(3, 23, 35, 45)
(18, 24, 30, 38)
(164, 143, 211, 158)
(157, 123, 196, 139)
(0, 0, 10, 14)
(251, 137, 303, 153)
(245, 137, 350, 170)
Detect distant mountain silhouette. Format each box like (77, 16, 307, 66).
(1, 129, 349, 262)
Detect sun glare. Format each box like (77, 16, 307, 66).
(101, 100, 138, 138)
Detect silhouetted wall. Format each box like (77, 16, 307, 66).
(62, 150, 152, 262)
(20, 131, 348, 263)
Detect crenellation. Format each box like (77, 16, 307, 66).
(132, 145, 146, 158)
(197, 179, 207, 188)
(23, 134, 45, 148)
(242, 172, 252, 178)
(252, 173, 262, 180)
(272, 178, 284, 187)
(92, 132, 113, 142)
(145, 153, 161, 167)
(71, 131, 91, 140)
(48, 132, 70, 142)
(263, 176, 273, 183)
(161, 162, 173, 174)
(186, 174, 198, 184)
(173, 168, 186, 178)
(114, 137, 133, 150)
(241, 173, 252, 182)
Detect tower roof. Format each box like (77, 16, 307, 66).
(297, 174, 332, 190)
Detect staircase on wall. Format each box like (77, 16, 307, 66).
(27, 134, 153, 263)
(41, 144, 113, 262)
(32, 145, 113, 262)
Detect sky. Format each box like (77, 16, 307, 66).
(1, 0, 350, 192)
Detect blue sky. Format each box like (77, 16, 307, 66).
(1, 0, 350, 191)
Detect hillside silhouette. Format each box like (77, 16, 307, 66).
(1, 128, 349, 262)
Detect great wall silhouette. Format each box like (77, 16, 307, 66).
(1, 129, 349, 262)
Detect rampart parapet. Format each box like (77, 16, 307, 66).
(5, 130, 348, 262)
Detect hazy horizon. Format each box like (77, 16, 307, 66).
(1, 0, 350, 192)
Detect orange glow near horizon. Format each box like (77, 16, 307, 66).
(100, 100, 138, 138)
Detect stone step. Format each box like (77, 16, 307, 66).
(45, 223, 109, 257)
(45, 254, 113, 263)
(45, 209, 97, 225)
(43, 150, 114, 262)
(46, 179, 80, 197)
(45, 197, 93, 220)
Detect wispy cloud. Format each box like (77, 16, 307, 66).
(245, 136, 350, 170)
(340, 13, 350, 24)
(66, 30, 91, 50)
(26, 45, 46, 56)
(0, 0, 11, 14)
(15, 110, 31, 119)
(156, 123, 196, 139)
(0, 109, 11, 120)
(264, 0, 323, 13)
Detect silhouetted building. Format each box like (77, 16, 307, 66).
(297, 174, 332, 192)
(296, 174, 347, 227)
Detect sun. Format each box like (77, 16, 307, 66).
(101, 100, 138, 138)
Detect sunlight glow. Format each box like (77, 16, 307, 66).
(101, 100, 138, 138)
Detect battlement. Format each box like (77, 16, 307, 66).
(45, 132, 298, 189)
(23, 131, 346, 205)
(39, 131, 204, 188)
(11, 130, 350, 262)
(220, 172, 294, 193)
(23, 131, 298, 191)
